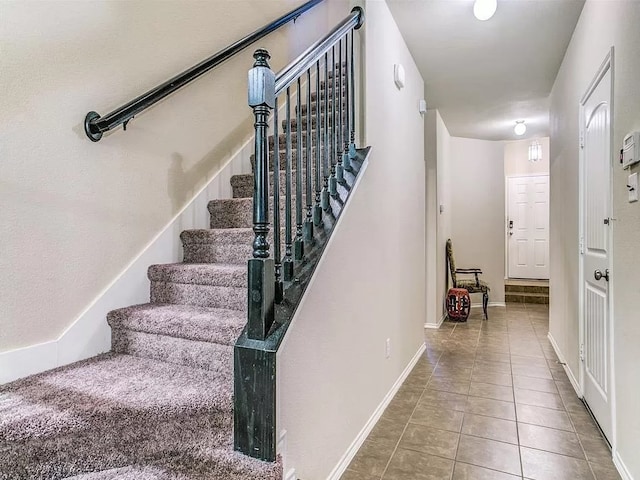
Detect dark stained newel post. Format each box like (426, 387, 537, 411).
(247, 49, 276, 340)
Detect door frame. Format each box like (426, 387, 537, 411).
(504, 173, 550, 280)
(578, 47, 616, 447)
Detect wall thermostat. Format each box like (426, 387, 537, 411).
(419, 99, 427, 114)
(622, 131, 640, 169)
(394, 64, 405, 89)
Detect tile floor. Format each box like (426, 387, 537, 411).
(340, 304, 621, 480)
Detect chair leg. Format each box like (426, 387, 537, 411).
(483, 292, 489, 320)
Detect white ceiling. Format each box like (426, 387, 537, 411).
(386, 0, 585, 141)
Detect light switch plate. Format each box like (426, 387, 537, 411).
(628, 172, 638, 203)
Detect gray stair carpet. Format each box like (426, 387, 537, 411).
(0, 72, 350, 479)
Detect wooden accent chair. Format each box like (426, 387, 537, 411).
(446, 239, 490, 319)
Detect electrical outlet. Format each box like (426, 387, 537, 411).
(385, 338, 391, 359)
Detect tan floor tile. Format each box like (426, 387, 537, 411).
(366, 416, 406, 448)
(452, 462, 521, 480)
(512, 364, 553, 380)
(471, 371, 513, 387)
(461, 413, 518, 444)
(340, 469, 380, 480)
(515, 388, 565, 410)
(428, 377, 471, 395)
(398, 424, 460, 459)
(516, 404, 574, 431)
(456, 435, 521, 476)
(513, 375, 558, 394)
(410, 403, 464, 432)
(473, 360, 512, 374)
(510, 355, 549, 367)
(465, 396, 516, 421)
(347, 440, 393, 477)
(520, 447, 593, 480)
(579, 434, 613, 465)
(469, 382, 514, 402)
(420, 389, 468, 412)
(518, 423, 584, 458)
(590, 461, 622, 480)
(382, 448, 454, 480)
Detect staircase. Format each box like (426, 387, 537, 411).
(505, 279, 550, 304)
(0, 62, 364, 478)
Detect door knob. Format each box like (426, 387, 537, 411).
(594, 269, 610, 282)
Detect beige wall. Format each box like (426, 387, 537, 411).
(549, 1, 640, 476)
(0, 0, 340, 352)
(450, 137, 506, 304)
(277, 1, 426, 477)
(505, 137, 550, 176)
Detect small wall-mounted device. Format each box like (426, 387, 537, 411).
(419, 99, 427, 114)
(622, 131, 640, 169)
(394, 64, 405, 89)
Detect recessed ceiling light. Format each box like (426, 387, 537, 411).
(473, 0, 497, 21)
(514, 120, 526, 136)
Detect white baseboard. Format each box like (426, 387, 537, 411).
(0, 136, 255, 386)
(547, 332, 582, 397)
(471, 302, 506, 308)
(425, 314, 446, 329)
(325, 343, 427, 480)
(613, 450, 634, 480)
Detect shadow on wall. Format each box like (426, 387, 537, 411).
(167, 116, 254, 214)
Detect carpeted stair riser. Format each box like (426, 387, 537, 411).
(250, 148, 327, 171)
(183, 241, 252, 264)
(298, 99, 347, 116)
(285, 113, 349, 133)
(150, 282, 246, 311)
(208, 195, 306, 229)
(107, 303, 246, 346)
(231, 168, 320, 198)
(111, 328, 233, 372)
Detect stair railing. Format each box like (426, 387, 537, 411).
(235, 6, 364, 461)
(83, 0, 324, 141)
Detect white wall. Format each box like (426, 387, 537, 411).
(449, 137, 506, 304)
(0, 0, 341, 353)
(505, 137, 550, 176)
(549, 1, 640, 477)
(277, 1, 426, 478)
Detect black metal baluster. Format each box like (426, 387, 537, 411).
(336, 38, 345, 184)
(343, 34, 351, 173)
(247, 49, 275, 340)
(329, 45, 338, 197)
(295, 78, 304, 260)
(303, 69, 313, 243)
(283, 88, 294, 281)
(272, 98, 283, 303)
(321, 52, 330, 211)
(314, 60, 322, 226)
(349, 29, 357, 159)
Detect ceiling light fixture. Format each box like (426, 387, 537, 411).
(529, 140, 542, 162)
(473, 0, 497, 21)
(514, 120, 526, 136)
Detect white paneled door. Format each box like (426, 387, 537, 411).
(580, 55, 612, 442)
(507, 175, 550, 279)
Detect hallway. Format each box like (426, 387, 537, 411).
(340, 305, 620, 480)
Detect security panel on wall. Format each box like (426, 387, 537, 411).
(621, 131, 640, 169)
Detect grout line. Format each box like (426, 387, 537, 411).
(511, 302, 525, 479)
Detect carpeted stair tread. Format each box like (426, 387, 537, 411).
(208, 195, 307, 229)
(0, 353, 282, 479)
(107, 303, 245, 346)
(180, 228, 253, 245)
(231, 168, 319, 198)
(148, 263, 247, 287)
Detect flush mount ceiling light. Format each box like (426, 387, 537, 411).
(473, 0, 497, 21)
(514, 120, 526, 136)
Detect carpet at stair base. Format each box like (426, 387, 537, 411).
(0, 354, 281, 480)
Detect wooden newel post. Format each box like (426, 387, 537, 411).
(248, 49, 276, 340)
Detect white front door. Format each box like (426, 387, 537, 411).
(507, 175, 550, 279)
(580, 55, 613, 442)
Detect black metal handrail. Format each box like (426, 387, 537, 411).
(83, 0, 324, 142)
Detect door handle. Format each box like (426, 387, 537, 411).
(594, 269, 610, 282)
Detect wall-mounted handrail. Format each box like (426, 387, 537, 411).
(83, 0, 324, 142)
